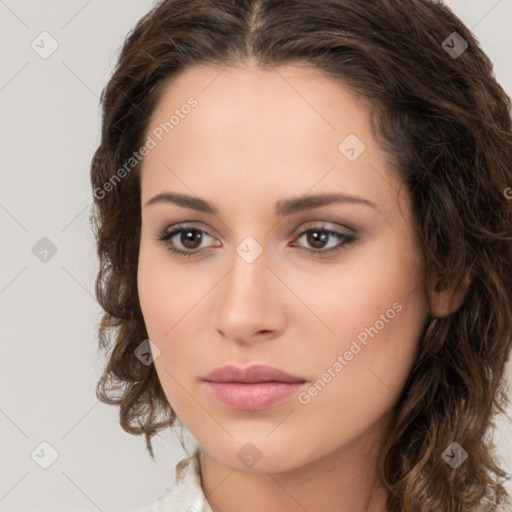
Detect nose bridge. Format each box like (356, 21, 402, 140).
(224, 239, 269, 309)
(214, 236, 280, 340)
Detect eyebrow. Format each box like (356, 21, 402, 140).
(144, 192, 378, 215)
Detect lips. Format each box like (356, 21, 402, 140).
(202, 364, 307, 384)
(202, 364, 308, 410)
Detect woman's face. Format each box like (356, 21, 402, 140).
(137, 63, 430, 472)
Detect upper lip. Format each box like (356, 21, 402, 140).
(202, 364, 307, 383)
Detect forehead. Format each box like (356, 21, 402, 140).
(146, 62, 375, 148)
(140, 63, 400, 216)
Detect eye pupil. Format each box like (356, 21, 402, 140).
(182, 229, 203, 249)
(308, 230, 328, 249)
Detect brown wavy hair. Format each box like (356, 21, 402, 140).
(89, 0, 512, 510)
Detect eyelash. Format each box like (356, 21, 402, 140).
(155, 223, 357, 260)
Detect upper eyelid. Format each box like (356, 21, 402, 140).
(158, 221, 355, 244)
(156, 223, 358, 261)
(160, 219, 354, 233)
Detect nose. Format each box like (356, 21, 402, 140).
(213, 246, 287, 345)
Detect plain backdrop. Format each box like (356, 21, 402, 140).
(1, 1, 512, 510)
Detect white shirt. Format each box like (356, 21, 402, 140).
(137, 448, 212, 512)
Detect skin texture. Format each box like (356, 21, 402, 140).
(137, 63, 468, 512)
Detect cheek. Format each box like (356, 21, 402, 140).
(338, 296, 425, 395)
(137, 245, 212, 385)
(137, 243, 200, 340)
(290, 291, 425, 459)
(302, 232, 427, 416)
(307, 231, 426, 349)
(137, 253, 170, 340)
(303, 297, 424, 446)
(137, 251, 195, 411)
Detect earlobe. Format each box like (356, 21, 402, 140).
(429, 273, 472, 317)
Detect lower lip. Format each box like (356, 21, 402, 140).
(203, 381, 307, 410)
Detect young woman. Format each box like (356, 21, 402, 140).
(90, 1, 512, 510)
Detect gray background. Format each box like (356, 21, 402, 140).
(1, 0, 511, 510)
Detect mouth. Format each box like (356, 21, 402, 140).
(203, 381, 307, 410)
(202, 363, 307, 384)
(202, 364, 307, 410)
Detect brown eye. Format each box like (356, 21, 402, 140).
(179, 229, 204, 250)
(155, 225, 218, 258)
(304, 230, 330, 249)
(292, 227, 356, 257)
(155, 223, 357, 260)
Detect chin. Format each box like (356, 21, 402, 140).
(205, 439, 313, 474)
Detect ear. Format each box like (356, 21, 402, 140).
(429, 272, 472, 317)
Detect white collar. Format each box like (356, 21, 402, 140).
(138, 448, 213, 512)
